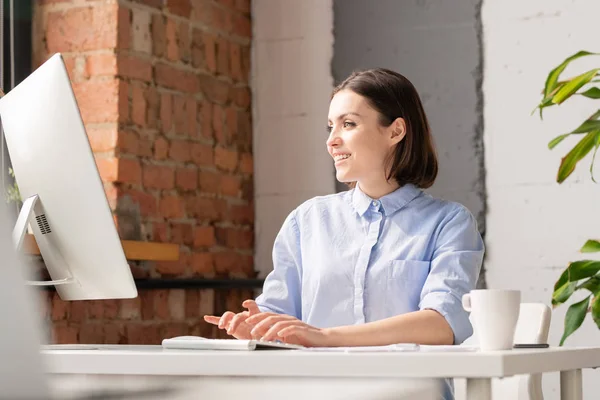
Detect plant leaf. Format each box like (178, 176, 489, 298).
(581, 240, 600, 253)
(591, 132, 600, 182)
(592, 295, 600, 330)
(548, 134, 571, 149)
(559, 295, 590, 346)
(557, 130, 600, 183)
(544, 51, 596, 99)
(553, 281, 577, 307)
(566, 260, 600, 281)
(578, 277, 600, 295)
(547, 110, 600, 150)
(581, 87, 600, 99)
(552, 69, 599, 104)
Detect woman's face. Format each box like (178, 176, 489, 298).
(327, 90, 401, 185)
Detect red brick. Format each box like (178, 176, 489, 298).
(169, 140, 191, 162)
(214, 252, 239, 275)
(229, 42, 242, 81)
(61, 55, 79, 82)
(237, 110, 252, 150)
(52, 293, 69, 321)
(143, 164, 175, 190)
(154, 136, 170, 160)
(132, 84, 147, 127)
(210, 3, 232, 33)
(73, 79, 120, 123)
(118, 80, 130, 124)
(119, 189, 158, 218)
(187, 98, 198, 137)
(185, 197, 226, 220)
(173, 95, 188, 136)
(231, 86, 251, 108)
(132, 0, 164, 8)
(191, 0, 211, 24)
(147, 87, 161, 129)
(87, 125, 118, 152)
(198, 171, 220, 193)
(104, 323, 126, 344)
(241, 179, 253, 200)
(139, 290, 155, 320)
(105, 183, 118, 210)
(232, 13, 251, 38)
(118, 158, 142, 184)
(220, 174, 240, 197)
(179, 22, 191, 64)
(69, 301, 87, 322)
(168, 289, 186, 321)
(126, 323, 161, 345)
(203, 33, 217, 73)
(46, 4, 118, 53)
(213, 104, 225, 144)
(86, 52, 117, 77)
(159, 195, 185, 219)
(154, 290, 170, 319)
(79, 324, 104, 344)
(160, 93, 173, 133)
(198, 74, 229, 104)
(119, 297, 142, 320)
(153, 222, 168, 242)
(194, 226, 216, 248)
(118, 6, 131, 50)
(118, 129, 140, 155)
(234, 0, 250, 13)
(216, 37, 229, 76)
(185, 289, 200, 318)
(214, 147, 238, 171)
(170, 223, 194, 246)
(199, 100, 213, 139)
(190, 143, 214, 166)
(229, 203, 254, 224)
(52, 323, 79, 344)
(218, 0, 235, 8)
(105, 300, 120, 319)
(161, 323, 189, 340)
(167, 0, 192, 18)
(176, 167, 198, 191)
(239, 152, 253, 174)
(199, 289, 215, 316)
(225, 106, 237, 138)
(96, 156, 118, 182)
(191, 252, 214, 276)
(118, 54, 153, 82)
(152, 14, 167, 57)
(166, 18, 179, 62)
(156, 256, 186, 276)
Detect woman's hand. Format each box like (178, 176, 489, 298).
(203, 299, 261, 340)
(245, 312, 334, 347)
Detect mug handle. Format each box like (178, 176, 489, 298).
(462, 293, 472, 312)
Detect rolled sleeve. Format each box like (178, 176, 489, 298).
(254, 210, 303, 319)
(419, 206, 484, 344)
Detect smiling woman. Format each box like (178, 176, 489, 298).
(204, 68, 484, 400)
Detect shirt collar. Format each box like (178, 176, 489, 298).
(351, 183, 422, 217)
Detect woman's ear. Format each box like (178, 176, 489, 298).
(389, 117, 407, 145)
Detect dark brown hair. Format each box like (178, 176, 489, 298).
(332, 68, 438, 189)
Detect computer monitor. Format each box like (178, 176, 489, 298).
(0, 53, 137, 300)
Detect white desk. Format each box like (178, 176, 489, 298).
(41, 345, 600, 400)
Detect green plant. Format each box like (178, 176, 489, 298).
(534, 50, 600, 345)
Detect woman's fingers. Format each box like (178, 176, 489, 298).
(261, 320, 304, 342)
(242, 299, 261, 315)
(227, 311, 249, 335)
(250, 314, 296, 337)
(219, 311, 235, 329)
(203, 315, 220, 325)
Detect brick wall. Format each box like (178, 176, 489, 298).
(32, 0, 254, 344)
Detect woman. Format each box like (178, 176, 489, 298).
(205, 68, 483, 350)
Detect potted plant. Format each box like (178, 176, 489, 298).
(534, 50, 600, 345)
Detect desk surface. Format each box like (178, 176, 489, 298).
(41, 345, 600, 379)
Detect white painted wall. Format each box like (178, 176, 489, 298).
(483, 0, 600, 398)
(251, 0, 335, 277)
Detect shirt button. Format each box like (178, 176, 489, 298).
(372, 201, 378, 207)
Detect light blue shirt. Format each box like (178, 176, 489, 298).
(256, 183, 484, 346)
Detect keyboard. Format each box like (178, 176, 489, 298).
(161, 336, 304, 351)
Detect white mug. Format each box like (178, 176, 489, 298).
(462, 289, 521, 351)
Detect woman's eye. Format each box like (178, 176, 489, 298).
(326, 125, 333, 134)
(343, 121, 355, 128)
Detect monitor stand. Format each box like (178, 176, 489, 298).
(12, 193, 74, 286)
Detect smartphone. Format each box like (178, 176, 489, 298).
(513, 343, 550, 349)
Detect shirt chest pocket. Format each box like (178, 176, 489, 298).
(387, 260, 430, 310)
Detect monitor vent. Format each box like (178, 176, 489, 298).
(36, 214, 52, 235)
